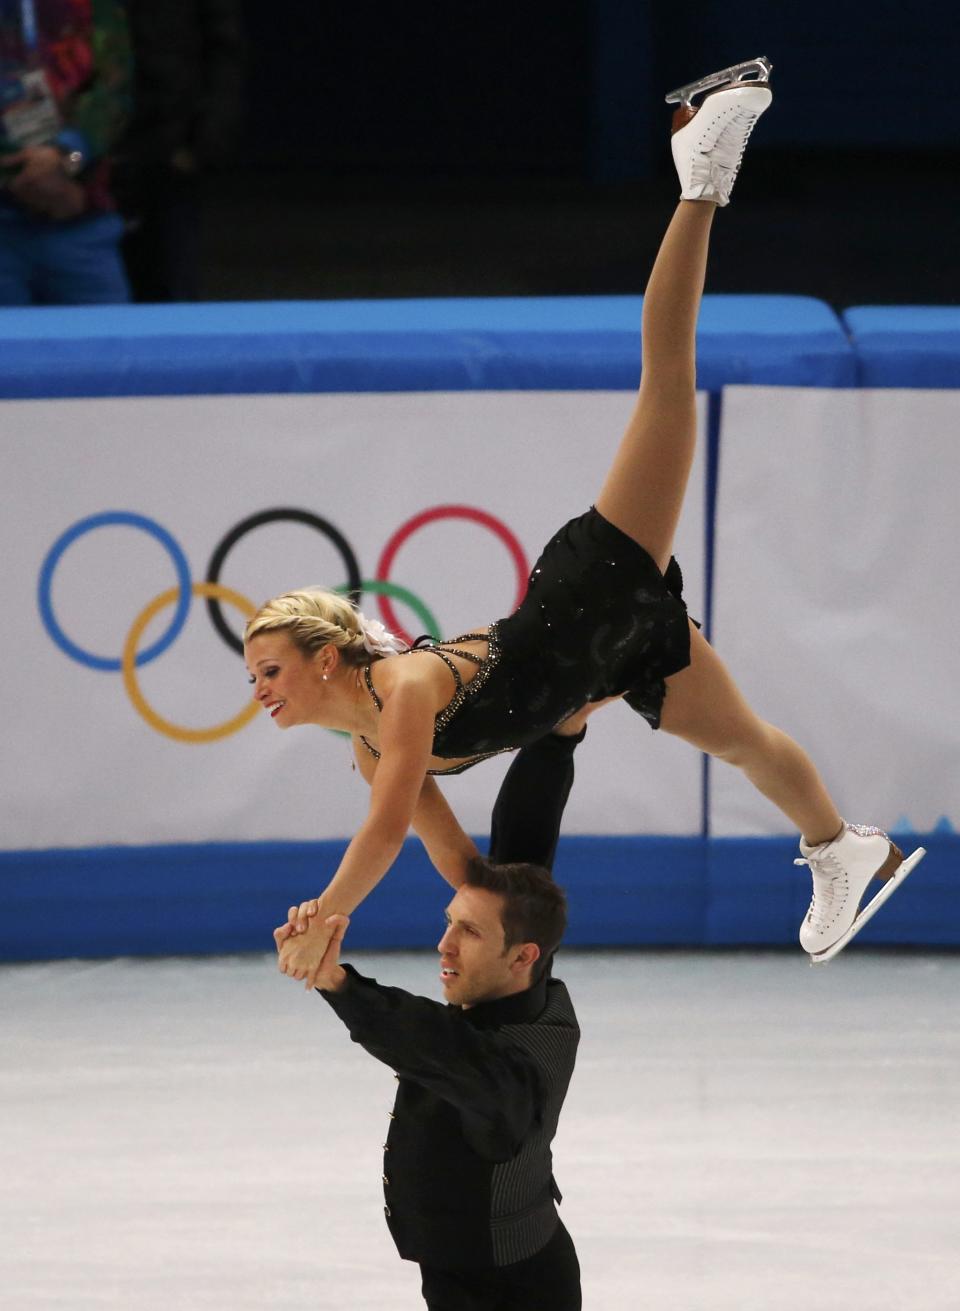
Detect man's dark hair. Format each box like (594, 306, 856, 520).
(464, 856, 567, 981)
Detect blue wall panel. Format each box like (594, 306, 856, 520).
(1, 832, 953, 961)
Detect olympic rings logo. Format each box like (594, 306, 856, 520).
(38, 506, 530, 744)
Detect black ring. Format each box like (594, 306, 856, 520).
(205, 508, 363, 655)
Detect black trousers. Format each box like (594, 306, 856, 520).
(419, 1220, 581, 1311)
(487, 728, 582, 872)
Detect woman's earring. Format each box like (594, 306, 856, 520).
(322, 673, 328, 682)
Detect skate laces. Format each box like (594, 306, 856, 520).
(690, 105, 761, 198)
(794, 847, 847, 928)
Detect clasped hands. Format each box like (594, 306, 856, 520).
(274, 901, 349, 991)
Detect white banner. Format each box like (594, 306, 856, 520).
(3, 391, 706, 851)
(711, 386, 960, 836)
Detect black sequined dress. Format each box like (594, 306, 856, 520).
(359, 507, 694, 775)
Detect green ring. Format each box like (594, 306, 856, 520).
(334, 578, 441, 642)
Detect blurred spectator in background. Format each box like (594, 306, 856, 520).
(0, 0, 132, 305)
(117, 0, 245, 302)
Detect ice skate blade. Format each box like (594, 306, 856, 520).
(807, 847, 926, 965)
(666, 56, 772, 108)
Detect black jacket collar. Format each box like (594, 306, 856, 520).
(460, 973, 549, 1030)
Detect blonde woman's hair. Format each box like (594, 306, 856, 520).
(244, 589, 407, 664)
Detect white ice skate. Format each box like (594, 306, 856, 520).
(795, 823, 926, 965)
(667, 56, 773, 207)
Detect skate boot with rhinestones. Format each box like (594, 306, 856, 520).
(666, 56, 772, 206)
(795, 823, 926, 964)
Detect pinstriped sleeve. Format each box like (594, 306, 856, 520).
(322, 966, 542, 1159)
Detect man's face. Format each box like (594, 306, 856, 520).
(437, 885, 535, 1008)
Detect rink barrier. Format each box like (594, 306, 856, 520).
(0, 832, 956, 961)
(2, 295, 958, 958)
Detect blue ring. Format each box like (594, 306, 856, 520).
(38, 512, 192, 671)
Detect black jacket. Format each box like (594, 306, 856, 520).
(323, 966, 579, 1270)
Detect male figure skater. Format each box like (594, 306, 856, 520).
(278, 725, 587, 1310)
(311, 856, 580, 1310)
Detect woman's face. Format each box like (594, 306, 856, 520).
(244, 632, 322, 728)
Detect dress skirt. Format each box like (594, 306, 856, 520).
(431, 507, 695, 760)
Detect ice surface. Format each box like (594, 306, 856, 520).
(1, 949, 958, 1310)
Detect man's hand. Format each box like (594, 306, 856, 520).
(2, 146, 86, 220)
(274, 909, 349, 991)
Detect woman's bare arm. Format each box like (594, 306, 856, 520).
(277, 675, 436, 987)
(353, 736, 478, 887)
(410, 777, 480, 887)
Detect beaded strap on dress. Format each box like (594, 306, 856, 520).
(361, 663, 383, 710)
(356, 625, 505, 775)
(421, 629, 502, 736)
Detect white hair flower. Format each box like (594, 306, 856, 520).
(357, 614, 408, 657)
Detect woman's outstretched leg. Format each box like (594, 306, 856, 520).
(596, 71, 772, 573)
(596, 202, 715, 573)
(659, 626, 843, 843)
(619, 61, 926, 963)
(657, 622, 916, 963)
(660, 626, 924, 962)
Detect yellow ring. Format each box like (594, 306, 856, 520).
(122, 582, 259, 743)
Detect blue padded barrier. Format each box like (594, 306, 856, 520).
(0, 832, 953, 960)
(0, 839, 704, 961)
(0, 294, 855, 398)
(843, 307, 960, 388)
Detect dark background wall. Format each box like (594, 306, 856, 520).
(203, 1, 958, 306)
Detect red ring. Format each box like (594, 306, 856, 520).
(375, 505, 529, 644)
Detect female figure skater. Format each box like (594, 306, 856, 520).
(245, 57, 923, 981)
